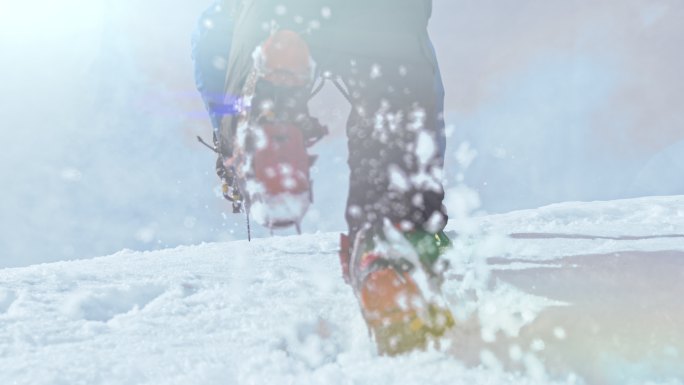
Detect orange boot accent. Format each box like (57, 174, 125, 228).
(358, 256, 429, 355)
(261, 30, 312, 87)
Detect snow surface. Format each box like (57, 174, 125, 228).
(2, 196, 684, 385)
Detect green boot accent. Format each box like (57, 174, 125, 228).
(403, 229, 452, 267)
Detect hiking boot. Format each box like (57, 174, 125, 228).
(347, 221, 455, 355)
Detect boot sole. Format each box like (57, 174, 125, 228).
(359, 266, 454, 355)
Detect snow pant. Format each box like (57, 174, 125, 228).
(221, 0, 447, 237)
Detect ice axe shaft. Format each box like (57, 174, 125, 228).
(196, 136, 219, 153)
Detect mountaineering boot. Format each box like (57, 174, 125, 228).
(226, 29, 327, 230)
(346, 221, 455, 355)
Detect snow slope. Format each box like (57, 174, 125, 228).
(1, 196, 684, 385)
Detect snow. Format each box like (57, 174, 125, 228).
(476, 195, 684, 236)
(2, 196, 684, 385)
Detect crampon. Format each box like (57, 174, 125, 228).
(348, 221, 455, 355)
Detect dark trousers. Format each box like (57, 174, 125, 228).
(223, 0, 447, 237)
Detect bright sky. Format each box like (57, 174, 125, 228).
(0, 0, 104, 41)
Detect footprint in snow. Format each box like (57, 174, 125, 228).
(276, 318, 346, 368)
(64, 284, 165, 322)
(0, 289, 17, 314)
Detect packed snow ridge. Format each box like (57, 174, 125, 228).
(1, 196, 684, 385)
